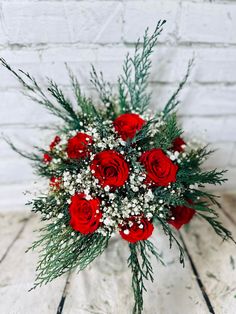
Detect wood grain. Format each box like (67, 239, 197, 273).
(0, 194, 235, 314)
(181, 196, 236, 314)
(0, 215, 67, 314)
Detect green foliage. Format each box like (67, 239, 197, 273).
(28, 220, 110, 289)
(0, 58, 77, 125)
(198, 212, 235, 243)
(119, 20, 166, 113)
(163, 59, 193, 117)
(154, 113, 182, 151)
(178, 167, 227, 186)
(128, 240, 164, 314)
(0, 20, 234, 314)
(1, 135, 41, 161)
(90, 66, 113, 104)
(154, 216, 185, 265)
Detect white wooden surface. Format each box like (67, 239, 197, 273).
(0, 194, 235, 314)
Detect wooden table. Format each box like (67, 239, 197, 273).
(0, 194, 236, 314)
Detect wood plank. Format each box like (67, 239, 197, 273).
(62, 228, 210, 314)
(0, 211, 29, 262)
(221, 194, 236, 224)
(181, 196, 236, 314)
(0, 214, 67, 314)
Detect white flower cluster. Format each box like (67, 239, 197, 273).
(43, 114, 197, 236)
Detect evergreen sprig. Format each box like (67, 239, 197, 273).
(163, 58, 193, 117)
(198, 213, 235, 243)
(119, 20, 166, 113)
(128, 240, 164, 314)
(0, 20, 234, 314)
(28, 220, 110, 289)
(154, 216, 185, 266)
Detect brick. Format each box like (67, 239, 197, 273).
(180, 85, 236, 116)
(0, 182, 34, 211)
(195, 48, 236, 83)
(229, 144, 236, 167)
(65, 1, 123, 44)
(0, 91, 57, 125)
(151, 47, 236, 84)
(124, 1, 178, 44)
(179, 2, 236, 44)
(206, 167, 236, 192)
(181, 116, 236, 143)
(93, 47, 134, 83)
(220, 167, 236, 191)
(0, 3, 8, 45)
(0, 127, 56, 158)
(93, 46, 191, 84)
(2, 1, 122, 45)
(95, 45, 236, 84)
(0, 48, 97, 87)
(203, 142, 234, 169)
(2, 45, 235, 89)
(150, 84, 236, 116)
(0, 157, 35, 184)
(2, 2, 69, 44)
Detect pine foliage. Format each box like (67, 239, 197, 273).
(0, 19, 234, 314)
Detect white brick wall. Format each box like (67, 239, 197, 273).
(0, 0, 236, 211)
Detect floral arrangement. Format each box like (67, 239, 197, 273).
(1, 20, 234, 314)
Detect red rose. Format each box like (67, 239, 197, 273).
(168, 205, 195, 230)
(43, 153, 52, 163)
(90, 150, 129, 189)
(119, 216, 154, 243)
(172, 137, 186, 152)
(43, 136, 61, 164)
(50, 135, 61, 150)
(50, 176, 62, 190)
(66, 132, 93, 159)
(69, 193, 102, 234)
(139, 148, 178, 187)
(113, 113, 145, 141)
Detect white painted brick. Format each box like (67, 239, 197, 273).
(65, 1, 123, 44)
(180, 86, 236, 116)
(113, 46, 236, 84)
(2, 1, 122, 45)
(181, 116, 236, 143)
(0, 182, 33, 212)
(151, 47, 236, 84)
(2, 2, 70, 44)
(41, 47, 97, 63)
(151, 48, 192, 83)
(2, 46, 236, 88)
(229, 144, 236, 167)
(0, 48, 97, 87)
(0, 61, 69, 88)
(0, 3, 8, 45)
(203, 142, 234, 169)
(90, 46, 236, 84)
(124, 1, 178, 44)
(179, 2, 236, 44)
(207, 167, 236, 192)
(93, 47, 134, 83)
(195, 48, 236, 83)
(151, 85, 236, 116)
(0, 180, 46, 212)
(89, 46, 191, 84)
(220, 167, 236, 191)
(0, 127, 57, 158)
(0, 91, 57, 125)
(0, 157, 35, 184)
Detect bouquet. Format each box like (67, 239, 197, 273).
(1, 20, 234, 314)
